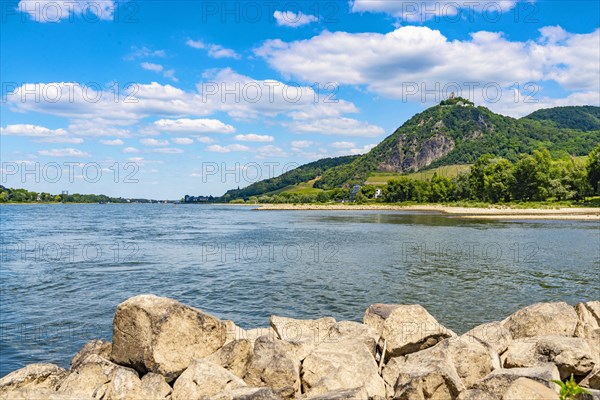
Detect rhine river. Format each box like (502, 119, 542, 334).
(0, 204, 598, 376)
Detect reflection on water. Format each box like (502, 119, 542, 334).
(0, 204, 598, 376)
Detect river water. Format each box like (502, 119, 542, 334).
(0, 204, 598, 376)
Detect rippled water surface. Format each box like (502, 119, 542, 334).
(1, 204, 598, 376)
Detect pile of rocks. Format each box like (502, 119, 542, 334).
(1, 295, 598, 399)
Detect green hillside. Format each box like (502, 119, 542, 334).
(314, 101, 599, 189)
(523, 106, 600, 131)
(221, 155, 357, 201)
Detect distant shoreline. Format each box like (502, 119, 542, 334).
(255, 204, 600, 220)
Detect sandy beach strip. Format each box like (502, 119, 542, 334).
(255, 204, 600, 220)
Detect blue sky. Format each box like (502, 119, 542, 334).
(1, 0, 599, 199)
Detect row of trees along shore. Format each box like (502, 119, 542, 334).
(234, 145, 600, 205)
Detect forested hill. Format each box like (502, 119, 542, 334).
(522, 106, 600, 131)
(220, 155, 358, 201)
(313, 102, 600, 189)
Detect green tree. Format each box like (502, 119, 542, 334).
(586, 144, 600, 194)
(430, 173, 454, 202)
(483, 158, 514, 203)
(511, 149, 552, 201)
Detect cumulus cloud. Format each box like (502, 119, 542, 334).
(123, 147, 139, 153)
(256, 26, 600, 113)
(273, 10, 318, 27)
(141, 138, 169, 146)
(38, 148, 90, 157)
(100, 139, 124, 145)
(195, 136, 215, 144)
(38, 137, 84, 144)
(141, 62, 163, 72)
(152, 147, 183, 154)
(187, 39, 241, 59)
(154, 118, 235, 134)
(330, 141, 356, 149)
(172, 137, 194, 145)
(206, 144, 250, 153)
(1, 124, 68, 137)
(234, 134, 274, 142)
(289, 117, 385, 137)
(17, 0, 114, 22)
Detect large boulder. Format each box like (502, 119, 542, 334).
(383, 345, 463, 399)
(328, 321, 380, 356)
(456, 389, 497, 400)
(58, 354, 141, 399)
(382, 335, 499, 393)
(110, 294, 226, 381)
(363, 304, 455, 359)
(71, 340, 112, 371)
(300, 339, 385, 398)
(139, 373, 172, 399)
(502, 302, 578, 339)
(575, 302, 600, 366)
(212, 386, 282, 400)
(502, 377, 561, 400)
(244, 337, 301, 399)
(470, 364, 560, 398)
(503, 336, 596, 379)
(270, 316, 336, 360)
(0, 364, 68, 395)
(171, 359, 246, 400)
(0, 388, 93, 400)
(463, 321, 512, 355)
(205, 339, 254, 379)
(305, 387, 369, 399)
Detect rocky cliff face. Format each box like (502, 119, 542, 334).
(379, 132, 456, 173)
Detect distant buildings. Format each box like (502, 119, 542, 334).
(183, 195, 212, 203)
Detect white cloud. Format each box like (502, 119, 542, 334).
(208, 44, 241, 59)
(141, 62, 164, 72)
(348, 144, 377, 155)
(290, 118, 385, 137)
(273, 10, 318, 27)
(330, 141, 356, 149)
(187, 39, 240, 59)
(291, 140, 312, 148)
(38, 148, 90, 157)
(37, 137, 84, 144)
(163, 69, 178, 82)
(256, 26, 600, 114)
(234, 134, 274, 142)
(152, 147, 184, 154)
(350, 0, 520, 21)
(141, 138, 169, 146)
(123, 147, 139, 153)
(206, 144, 250, 153)
(100, 139, 124, 146)
(154, 118, 235, 134)
(256, 145, 287, 158)
(17, 0, 114, 22)
(172, 137, 194, 145)
(195, 136, 215, 144)
(186, 39, 205, 49)
(126, 46, 166, 60)
(1, 124, 67, 137)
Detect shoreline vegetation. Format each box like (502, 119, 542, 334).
(0, 295, 598, 399)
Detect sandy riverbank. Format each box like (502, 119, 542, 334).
(255, 204, 600, 220)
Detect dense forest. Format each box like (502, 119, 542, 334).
(0, 186, 152, 203)
(231, 144, 600, 205)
